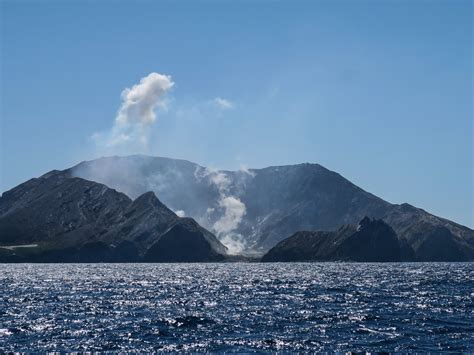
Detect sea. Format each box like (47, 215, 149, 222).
(0, 263, 472, 352)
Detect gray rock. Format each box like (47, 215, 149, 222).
(0, 170, 227, 262)
(70, 155, 474, 260)
(261, 217, 407, 262)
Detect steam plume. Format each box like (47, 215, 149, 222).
(93, 72, 174, 149)
(195, 168, 248, 254)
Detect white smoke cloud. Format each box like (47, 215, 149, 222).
(213, 97, 234, 110)
(209, 170, 231, 192)
(239, 164, 256, 177)
(194, 167, 248, 254)
(218, 234, 247, 255)
(213, 196, 246, 235)
(83, 73, 250, 253)
(116, 72, 174, 126)
(92, 72, 174, 150)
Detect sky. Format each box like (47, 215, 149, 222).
(0, 0, 472, 227)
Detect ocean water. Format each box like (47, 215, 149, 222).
(0, 263, 472, 352)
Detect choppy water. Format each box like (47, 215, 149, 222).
(0, 263, 473, 352)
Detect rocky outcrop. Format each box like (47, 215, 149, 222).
(0, 170, 130, 246)
(383, 203, 474, 261)
(70, 156, 474, 258)
(262, 218, 411, 262)
(144, 218, 227, 262)
(262, 216, 474, 262)
(0, 170, 227, 262)
(2, 155, 473, 262)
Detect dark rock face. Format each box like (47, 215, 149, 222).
(336, 217, 403, 262)
(383, 203, 474, 261)
(2, 156, 473, 262)
(414, 227, 470, 262)
(0, 170, 130, 246)
(262, 218, 409, 262)
(70, 156, 474, 260)
(144, 220, 226, 262)
(71, 157, 394, 253)
(0, 170, 227, 262)
(111, 241, 141, 262)
(102, 191, 180, 254)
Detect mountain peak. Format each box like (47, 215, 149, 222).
(135, 190, 158, 201)
(39, 169, 70, 180)
(133, 191, 170, 211)
(69, 155, 473, 258)
(263, 217, 404, 262)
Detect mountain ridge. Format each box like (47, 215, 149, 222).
(0, 169, 228, 262)
(262, 216, 473, 262)
(67, 155, 474, 258)
(262, 217, 408, 262)
(2, 155, 472, 261)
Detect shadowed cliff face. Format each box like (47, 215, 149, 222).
(0, 170, 227, 262)
(1, 155, 472, 261)
(261, 218, 406, 262)
(144, 220, 227, 262)
(262, 216, 474, 262)
(0, 170, 131, 246)
(70, 155, 474, 258)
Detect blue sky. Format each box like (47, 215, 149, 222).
(1, 0, 472, 227)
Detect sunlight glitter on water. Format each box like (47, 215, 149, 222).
(0, 263, 473, 352)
